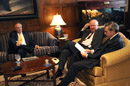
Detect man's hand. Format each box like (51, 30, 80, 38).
(35, 45, 40, 49)
(81, 23, 89, 31)
(81, 52, 88, 58)
(85, 49, 91, 53)
(16, 41, 21, 46)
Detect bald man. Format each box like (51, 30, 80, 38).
(55, 19, 104, 79)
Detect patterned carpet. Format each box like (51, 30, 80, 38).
(0, 68, 85, 86)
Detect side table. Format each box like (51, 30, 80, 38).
(1, 56, 59, 86)
(58, 37, 68, 48)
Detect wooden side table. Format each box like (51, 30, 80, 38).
(1, 56, 58, 86)
(58, 37, 68, 48)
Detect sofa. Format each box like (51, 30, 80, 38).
(0, 32, 59, 63)
(69, 36, 130, 86)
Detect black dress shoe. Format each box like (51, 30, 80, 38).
(55, 70, 63, 78)
(52, 69, 63, 79)
(21, 74, 26, 77)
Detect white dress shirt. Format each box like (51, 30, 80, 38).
(82, 32, 95, 48)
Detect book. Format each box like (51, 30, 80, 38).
(75, 43, 86, 53)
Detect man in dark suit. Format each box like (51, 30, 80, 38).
(8, 23, 40, 58)
(55, 19, 104, 78)
(57, 21, 124, 86)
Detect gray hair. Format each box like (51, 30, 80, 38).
(15, 23, 22, 28)
(104, 21, 119, 33)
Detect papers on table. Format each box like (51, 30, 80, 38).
(22, 56, 39, 62)
(75, 43, 86, 53)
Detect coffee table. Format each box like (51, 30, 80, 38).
(1, 56, 58, 86)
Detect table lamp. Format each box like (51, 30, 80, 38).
(50, 14, 66, 38)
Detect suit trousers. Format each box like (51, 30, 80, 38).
(16, 45, 34, 58)
(58, 41, 81, 70)
(59, 56, 100, 86)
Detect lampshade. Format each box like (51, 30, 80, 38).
(50, 14, 66, 26)
(50, 14, 66, 38)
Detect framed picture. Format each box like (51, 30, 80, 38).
(0, 0, 39, 20)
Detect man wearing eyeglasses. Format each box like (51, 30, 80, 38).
(55, 19, 105, 79)
(57, 21, 124, 86)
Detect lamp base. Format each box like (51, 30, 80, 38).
(55, 25, 62, 38)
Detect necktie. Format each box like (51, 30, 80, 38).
(18, 33, 22, 44)
(81, 32, 94, 44)
(83, 32, 94, 41)
(87, 32, 93, 39)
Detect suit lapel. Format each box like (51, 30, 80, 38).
(22, 31, 28, 45)
(78, 31, 91, 43)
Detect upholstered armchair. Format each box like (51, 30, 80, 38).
(69, 35, 130, 86)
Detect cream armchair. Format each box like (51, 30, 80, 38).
(70, 36, 130, 86)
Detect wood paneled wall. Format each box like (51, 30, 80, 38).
(40, 0, 80, 39)
(0, 0, 129, 39)
(0, 0, 80, 40)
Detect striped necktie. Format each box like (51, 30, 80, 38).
(18, 33, 22, 44)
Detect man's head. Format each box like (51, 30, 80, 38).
(15, 23, 22, 33)
(89, 19, 99, 33)
(104, 21, 119, 38)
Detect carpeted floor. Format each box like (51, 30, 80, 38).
(0, 69, 85, 86)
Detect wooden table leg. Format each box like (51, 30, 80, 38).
(4, 75, 9, 86)
(52, 67, 56, 86)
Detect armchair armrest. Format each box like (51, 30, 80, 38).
(47, 32, 58, 46)
(72, 38, 81, 43)
(100, 38, 130, 67)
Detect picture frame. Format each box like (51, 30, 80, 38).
(0, 0, 39, 20)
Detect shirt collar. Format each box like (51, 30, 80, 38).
(110, 33, 118, 40)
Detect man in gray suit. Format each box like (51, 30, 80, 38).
(55, 19, 104, 78)
(57, 21, 124, 86)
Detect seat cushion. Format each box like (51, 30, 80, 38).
(33, 46, 59, 56)
(86, 66, 103, 77)
(77, 70, 105, 85)
(0, 52, 7, 63)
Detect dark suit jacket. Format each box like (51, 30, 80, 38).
(8, 31, 36, 53)
(87, 33, 124, 64)
(82, 33, 124, 69)
(78, 27, 90, 38)
(78, 28, 104, 50)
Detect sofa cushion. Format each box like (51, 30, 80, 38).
(0, 33, 9, 51)
(86, 66, 103, 77)
(31, 32, 57, 46)
(0, 52, 7, 63)
(33, 46, 59, 56)
(77, 70, 105, 85)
